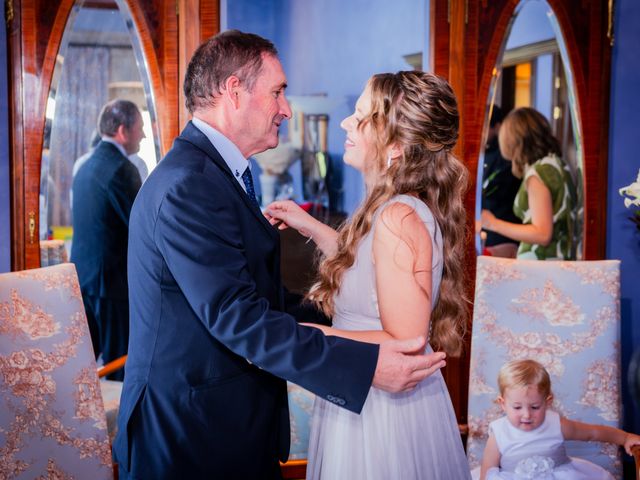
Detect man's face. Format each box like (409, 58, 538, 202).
(236, 54, 292, 158)
(123, 112, 145, 155)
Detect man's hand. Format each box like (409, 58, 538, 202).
(372, 337, 446, 392)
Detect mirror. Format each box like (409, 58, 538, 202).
(478, 0, 583, 260)
(39, 0, 160, 263)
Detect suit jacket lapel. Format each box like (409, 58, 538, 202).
(179, 122, 278, 238)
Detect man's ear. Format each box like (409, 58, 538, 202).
(115, 124, 128, 144)
(223, 75, 242, 109)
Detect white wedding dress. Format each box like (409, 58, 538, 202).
(306, 195, 471, 480)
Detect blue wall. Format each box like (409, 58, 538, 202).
(607, 0, 640, 434)
(1, 0, 11, 273)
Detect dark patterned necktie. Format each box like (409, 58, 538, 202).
(241, 167, 259, 208)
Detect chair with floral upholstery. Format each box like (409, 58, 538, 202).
(0, 263, 113, 479)
(280, 382, 315, 479)
(466, 256, 622, 477)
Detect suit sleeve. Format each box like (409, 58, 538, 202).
(154, 171, 377, 414)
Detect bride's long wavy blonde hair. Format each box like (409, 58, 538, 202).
(307, 71, 469, 356)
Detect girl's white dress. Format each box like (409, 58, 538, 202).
(484, 410, 613, 479)
(306, 195, 471, 480)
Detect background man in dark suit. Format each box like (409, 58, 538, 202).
(71, 99, 144, 380)
(114, 30, 446, 479)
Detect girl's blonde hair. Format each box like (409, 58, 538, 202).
(498, 107, 562, 177)
(498, 359, 552, 398)
(306, 71, 469, 356)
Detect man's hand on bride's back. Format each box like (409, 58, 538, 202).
(373, 337, 446, 392)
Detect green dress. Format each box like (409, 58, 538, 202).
(513, 154, 578, 260)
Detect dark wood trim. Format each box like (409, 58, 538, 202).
(178, 0, 200, 130)
(125, 0, 178, 155)
(8, 0, 24, 271)
(200, 0, 219, 41)
(177, 0, 220, 132)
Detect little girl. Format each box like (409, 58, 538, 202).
(479, 359, 640, 480)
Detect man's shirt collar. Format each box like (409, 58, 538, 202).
(101, 137, 128, 158)
(191, 117, 250, 192)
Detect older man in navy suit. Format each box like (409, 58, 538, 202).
(71, 99, 144, 380)
(114, 31, 446, 479)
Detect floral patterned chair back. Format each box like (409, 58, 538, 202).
(0, 263, 113, 479)
(467, 256, 621, 477)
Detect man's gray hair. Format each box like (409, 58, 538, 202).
(183, 30, 278, 114)
(98, 99, 141, 137)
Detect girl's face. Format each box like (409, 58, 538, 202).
(340, 84, 376, 174)
(499, 385, 551, 432)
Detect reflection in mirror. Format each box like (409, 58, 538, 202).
(478, 0, 583, 260)
(40, 0, 160, 263)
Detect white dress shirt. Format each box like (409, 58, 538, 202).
(191, 117, 251, 193)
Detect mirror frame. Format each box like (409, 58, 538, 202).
(479, 1, 585, 259)
(7, 0, 219, 270)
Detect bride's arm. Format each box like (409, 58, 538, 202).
(304, 202, 433, 344)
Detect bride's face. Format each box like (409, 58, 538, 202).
(340, 84, 375, 173)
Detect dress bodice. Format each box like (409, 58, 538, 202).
(332, 194, 443, 334)
(491, 410, 570, 473)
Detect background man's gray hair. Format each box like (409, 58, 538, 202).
(183, 29, 278, 114)
(98, 99, 141, 137)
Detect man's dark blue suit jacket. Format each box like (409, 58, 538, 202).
(71, 141, 141, 299)
(114, 122, 379, 479)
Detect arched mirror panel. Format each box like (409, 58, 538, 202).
(39, 0, 161, 260)
(478, 0, 584, 260)
(7, 0, 182, 270)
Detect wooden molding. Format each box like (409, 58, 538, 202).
(178, 0, 200, 130)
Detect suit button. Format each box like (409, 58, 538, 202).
(325, 394, 345, 406)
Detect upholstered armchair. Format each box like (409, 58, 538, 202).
(281, 382, 315, 478)
(467, 256, 622, 477)
(0, 263, 113, 478)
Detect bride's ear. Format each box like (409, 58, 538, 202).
(386, 143, 402, 161)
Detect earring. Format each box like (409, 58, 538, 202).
(386, 154, 392, 168)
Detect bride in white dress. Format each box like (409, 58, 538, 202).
(266, 71, 471, 479)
